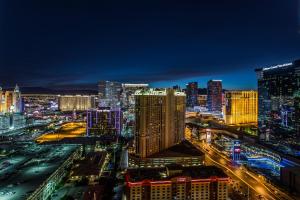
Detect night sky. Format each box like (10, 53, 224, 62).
(1, 0, 300, 89)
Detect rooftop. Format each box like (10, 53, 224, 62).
(255, 60, 300, 72)
(71, 152, 107, 177)
(148, 140, 204, 158)
(0, 142, 79, 200)
(134, 88, 185, 96)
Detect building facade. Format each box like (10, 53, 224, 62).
(121, 83, 149, 110)
(0, 85, 23, 114)
(224, 90, 258, 125)
(0, 85, 25, 131)
(98, 81, 106, 98)
(121, 84, 149, 137)
(186, 82, 199, 108)
(207, 80, 222, 113)
(58, 95, 95, 111)
(294, 91, 300, 135)
(86, 107, 122, 136)
(126, 165, 229, 200)
(255, 60, 300, 134)
(128, 140, 204, 168)
(98, 81, 122, 107)
(135, 88, 186, 158)
(197, 95, 207, 107)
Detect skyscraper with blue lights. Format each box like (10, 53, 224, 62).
(255, 59, 300, 135)
(207, 80, 222, 113)
(186, 82, 199, 108)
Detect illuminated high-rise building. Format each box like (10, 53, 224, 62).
(0, 85, 23, 114)
(135, 88, 186, 158)
(12, 84, 22, 113)
(86, 107, 122, 136)
(58, 95, 95, 111)
(0, 87, 4, 113)
(255, 60, 300, 134)
(197, 95, 207, 107)
(98, 81, 106, 98)
(121, 83, 149, 110)
(207, 80, 222, 113)
(224, 90, 258, 125)
(0, 85, 25, 130)
(294, 91, 300, 134)
(186, 82, 199, 108)
(98, 81, 122, 107)
(6, 91, 14, 113)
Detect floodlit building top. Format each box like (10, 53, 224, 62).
(262, 63, 293, 71)
(134, 88, 185, 96)
(122, 83, 149, 87)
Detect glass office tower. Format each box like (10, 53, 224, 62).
(255, 60, 300, 135)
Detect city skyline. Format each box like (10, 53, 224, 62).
(1, 1, 300, 199)
(2, 1, 300, 89)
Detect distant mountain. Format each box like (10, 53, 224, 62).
(20, 87, 56, 94)
(3, 86, 98, 95)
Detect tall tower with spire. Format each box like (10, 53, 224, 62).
(13, 84, 22, 113)
(0, 87, 5, 113)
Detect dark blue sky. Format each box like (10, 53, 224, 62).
(1, 0, 300, 89)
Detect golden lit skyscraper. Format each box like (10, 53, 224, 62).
(225, 90, 258, 125)
(135, 88, 186, 158)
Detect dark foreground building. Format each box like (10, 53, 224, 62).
(281, 167, 300, 193)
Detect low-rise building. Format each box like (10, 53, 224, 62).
(70, 152, 108, 183)
(129, 140, 204, 168)
(125, 164, 229, 200)
(26, 145, 81, 200)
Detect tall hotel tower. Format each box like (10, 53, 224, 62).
(207, 80, 223, 113)
(134, 88, 186, 158)
(186, 82, 199, 108)
(224, 90, 258, 125)
(0, 85, 22, 113)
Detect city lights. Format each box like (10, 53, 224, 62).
(1, 1, 300, 200)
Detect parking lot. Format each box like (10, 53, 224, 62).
(0, 142, 78, 200)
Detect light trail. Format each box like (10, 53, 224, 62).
(205, 154, 275, 200)
(195, 141, 295, 200)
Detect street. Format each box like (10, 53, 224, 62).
(191, 139, 296, 200)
